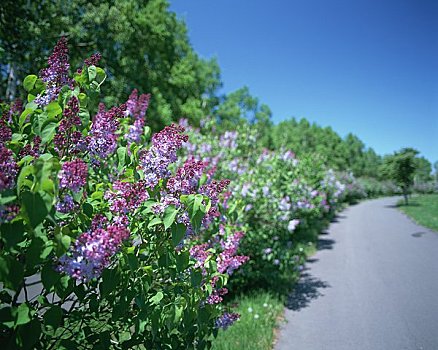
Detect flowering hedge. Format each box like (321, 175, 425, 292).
(179, 119, 348, 289)
(0, 39, 248, 349)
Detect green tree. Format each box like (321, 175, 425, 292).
(0, 0, 221, 129)
(414, 156, 432, 182)
(381, 148, 419, 204)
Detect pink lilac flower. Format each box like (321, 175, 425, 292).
(287, 219, 300, 233)
(84, 52, 102, 67)
(215, 312, 240, 330)
(58, 224, 130, 282)
(34, 37, 73, 106)
(206, 288, 228, 305)
(139, 124, 188, 188)
(58, 159, 88, 192)
(217, 252, 249, 275)
(0, 146, 18, 191)
(89, 103, 126, 159)
(104, 180, 149, 214)
(189, 243, 211, 269)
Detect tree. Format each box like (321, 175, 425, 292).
(414, 156, 432, 182)
(381, 148, 419, 204)
(0, 0, 221, 129)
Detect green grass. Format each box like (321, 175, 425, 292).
(398, 194, 438, 232)
(211, 292, 284, 350)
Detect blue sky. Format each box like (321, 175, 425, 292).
(170, 0, 438, 164)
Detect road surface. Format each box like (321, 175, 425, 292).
(275, 197, 438, 350)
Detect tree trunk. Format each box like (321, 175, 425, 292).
(403, 188, 409, 205)
(5, 63, 17, 101)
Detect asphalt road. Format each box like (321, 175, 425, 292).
(275, 197, 438, 350)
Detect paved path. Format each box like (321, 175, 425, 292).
(275, 197, 438, 350)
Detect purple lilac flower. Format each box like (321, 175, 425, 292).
(279, 196, 291, 211)
(273, 259, 280, 265)
(167, 158, 206, 195)
(104, 180, 149, 214)
(19, 136, 41, 159)
(7, 99, 23, 123)
(215, 312, 240, 330)
(244, 204, 252, 212)
(55, 194, 76, 213)
(0, 146, 18, 191)
(139, 124, 188, 188)
(89, 103, 126, 158)
(189, 243, 212, 269)
(0, 120, 12, 145)
(262, 186, 270, 196)
(58, 159, 88, 192)
(58, 224, 130, 282)
(34, 37, 73, 106)
(263, 248, 273, 255)
(84, 53, 102, 67)
(281, 150, 295, 161)
(0, 204, 20, 223)
(217, 252, 249, 275)
(240, 183, 251, 197)
(288, 219, 300, 233)
(219, 131, 238, 149)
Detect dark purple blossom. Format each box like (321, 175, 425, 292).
(167, 158, 206, 195)
(189, 243, 211, 269)
(206, 288, 228, 305)
(19, 136, 41, 159)
(58, 159, 88, 192)
(0, 146, 18, 191)
(0, 204, 20, 223)
(84, 53, 102, 67)
(104, 180, 149, 214)
(126, 89, 150, 120)
(34, 37, 73, 106)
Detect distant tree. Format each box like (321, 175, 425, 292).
(381, 148, 419, 205)
(0, 0, 221, 129)
(435, 161, 438, 182)
(414, 157, 432, 182)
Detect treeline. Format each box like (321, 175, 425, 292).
(0, 0, 435, 181)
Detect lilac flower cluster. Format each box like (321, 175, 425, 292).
(216, 231, 249, 275)
(54, 97, 86, 156)
(206, 288, 228, 304)
(84, 53, 102, 67)
(215, 312, 240, 330)
(219, 131, 238, 149)
(104, 180, 149, 214)
(167, 158, 206, 195)
(19, 136, 41, 159)
(89, 103, 126, 159)
(0, 119, 12, 144)
(0, 146, 18, 191)
(35, 37, 73, 106)
(58, 159, 88, 192)
(199, 179, 230, 227)
(287, 219, 300, 233)
(140, 124, 188, 188)
(6, 99, 23, 122)
(58, 223, 130, 282)
(125, 90, 151, 144)
(189, 243, 212, 269)
(0, 204, 20, 223)
(55, 194, 76, 213)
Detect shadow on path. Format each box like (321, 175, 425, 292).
(285, 272, 330, 311)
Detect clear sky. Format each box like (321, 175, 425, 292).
(169, 0, 438, 164)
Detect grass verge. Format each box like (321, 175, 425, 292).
(398, 194, 438, 232)
(211, 292, 284, 350)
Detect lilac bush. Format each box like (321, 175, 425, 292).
(0, 39, 247, 349)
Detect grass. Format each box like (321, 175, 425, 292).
(211, 292, 284, 350)
(398, 194, 438, 232)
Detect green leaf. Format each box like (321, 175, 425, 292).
(15, 303, 31, 326)
(147, 217, 162, 229)
(83, 202, 93, 218)
(41, 263, 60, 290)
(150, 291, 163, 305)
(163, 206, 179, 230)
(87, 65, 97, 81)
(190, 270, 202, 287)
(117, 147, 127, 171)
(23, 75, 37, 92)
(41, 121, 58, 144)
(45, 101, 62, 118)
(17, 165, 34, 193)
(43, 305, 63, 328)
(0, 256, 24, 291)
(17, 318, 41, 350)
(176, 251, 189, 272)
(21, 191, 48, 228)
(1, 221, 25, 249)
(171, 223, 186, 247)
